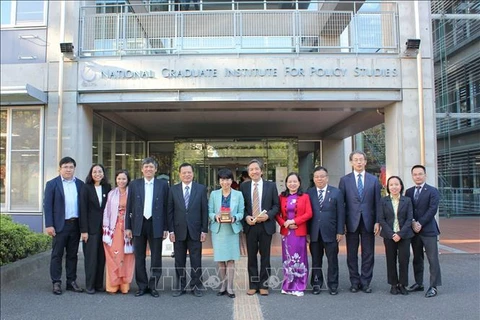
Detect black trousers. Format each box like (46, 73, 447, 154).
(411, 234, 442, 287)
(246, 224, 272, 290)
(346, 216, 375, 288)
(133, 218, 163, 291)
(310, 236, 339, 290)
(82, 233, 105, 291)
(50, 219, 80, 285)
(383, 237, 411, 286)
(173, 230, 203, 290)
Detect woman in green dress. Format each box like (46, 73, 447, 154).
(209, 168, 245, 298)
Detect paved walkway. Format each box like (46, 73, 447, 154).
(1, 216, 479, 320)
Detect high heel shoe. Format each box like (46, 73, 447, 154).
(217, 290, 227, 296)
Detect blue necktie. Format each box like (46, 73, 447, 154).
(318, 189, 324, 206)
(184, 186, 190, 209)
(414, 186, 421, 202)
(357, 174, 364, 198)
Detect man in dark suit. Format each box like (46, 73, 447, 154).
(307, 166, 345, 295)
(125, 157, 169, 298)
(44, 156, 84, 295)
(405, 165, 442, 298)
(240, 159, 279, 296)
(339, 150, 381, 293)
(167, 163, 208, 297)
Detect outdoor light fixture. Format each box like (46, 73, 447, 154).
(404, 39, 421, 56)
(60, 42, 74, 53)
(59, 42, 76, 60)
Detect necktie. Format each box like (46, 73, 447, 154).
(184, 186, 190, 209)
(414, 186, 421, 202)
(318, 189, 324, 206)
(252, 183, 260, 217)
(357, 174, 364, 198)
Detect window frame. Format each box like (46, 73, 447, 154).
(1, 106, 44, 214)
(1, 0, 48, 28)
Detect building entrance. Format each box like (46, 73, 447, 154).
(150, 138, 299, 194)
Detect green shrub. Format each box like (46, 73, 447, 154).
(0, 215, 51, 266)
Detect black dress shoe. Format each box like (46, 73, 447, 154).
(150, 289, 160, 297)
(85, 288, 96, 294)
(350, 285, 359, 293)
(227, 292, 236, 298)
(53, 282, 62, 295)
(362, 286, 372, 293)
(390, 285, 398, 295)
(425, 286, 437, 298)
(329, 289, 338, 295)
(173, 290, 186, 297)
(397, 285, 408, 295)
(192, 288, 203, 297)
(216, 290, 227, 296)
(66, 281, 84, 293)
(312, 286, 321, 295)
(407, 283, 424, 292)
(135, 289, 148, 297)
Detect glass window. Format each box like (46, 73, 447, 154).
(1, 0, 45, 26)
(10, 109, 41, 210)
(92, 114, 145, 183)
(1, 1, 12, 25)
(16, 0, 45, 24)
(1, 108, 42, 212)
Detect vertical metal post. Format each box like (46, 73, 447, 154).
(57, 0, 66, 163)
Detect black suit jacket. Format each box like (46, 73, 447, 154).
(405, 183, 440, 236)
(80, 183, 111, 234)
(378, 195, 414, 240)
(240, 179, 279, 235)
(125, 178, 169, 238)
(167, 182, 208, 241)
(44, 176, 84, 233)
(338, 172, 381, 233)
(307, 185, 345, 243)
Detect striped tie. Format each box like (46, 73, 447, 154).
(252, 183, 260, 217)
(357, 174, 364, 198)
(184, 186, 190, 209)
(318, 189, 324, 206)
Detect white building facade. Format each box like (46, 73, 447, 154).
(1, 0, 439, 232)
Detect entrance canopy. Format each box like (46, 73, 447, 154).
(0, 84, 47, 106)
(91, 99, 388, 140)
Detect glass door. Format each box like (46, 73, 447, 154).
(172, 138, 298, 195)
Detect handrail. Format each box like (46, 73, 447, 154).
(79, 1, 399, 56)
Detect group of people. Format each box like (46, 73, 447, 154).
(44, 151, 441, 299)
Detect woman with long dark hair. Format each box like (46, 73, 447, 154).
(102, 169, 135, 294)
(275, 172, 312, 296)
(80, 164, 111, 294)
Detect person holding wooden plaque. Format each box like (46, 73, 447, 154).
(208, 168, 245, 298)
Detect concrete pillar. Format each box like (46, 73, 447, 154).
(322, 139, 350, 187)
(388, 1, 438, 188)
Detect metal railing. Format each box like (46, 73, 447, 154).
(79, 1, 399, 56)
